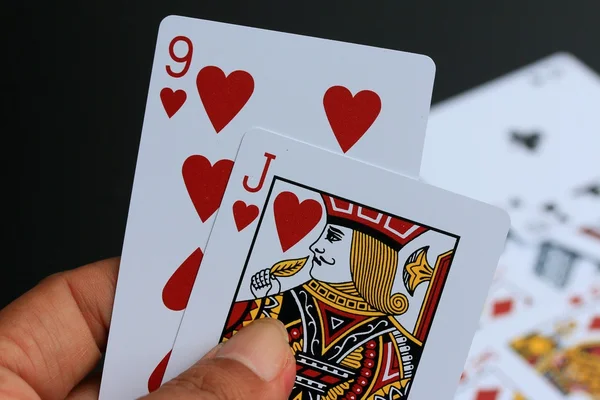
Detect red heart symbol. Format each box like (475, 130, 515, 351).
(160, 88, 187, 118)
(162, 247, 203, 311)
(196, 66, 254, 133)
(274, 191, 323, 252)
(147, 350, 171, 393)
(233, 201, 259, 232)
(182, 155, 234, 222)
(323, 86, 381, 153)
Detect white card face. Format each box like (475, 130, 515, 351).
(478, 238, 599, 332)
(454, 332, 530, 400)
(421, 52, 600, 328)
(455, 367, 528, 400)
(422, 52, 599, 212)
(166, 129, 510, 399)
(100, 16, 436, 399)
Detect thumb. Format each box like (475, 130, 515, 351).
(141, 319, 295, 400)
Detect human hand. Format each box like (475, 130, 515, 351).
(250, 269, 281, 299)
(0, 258, 295, 400)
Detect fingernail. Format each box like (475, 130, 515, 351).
(216, 318, 291, 382)
(203, 343, 223, 360)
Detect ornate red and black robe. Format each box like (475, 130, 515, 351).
(222, 280, 423, 400)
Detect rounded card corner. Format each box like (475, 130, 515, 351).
(423, 55, 437, 76)
(495, 207, 512, 235)
(549, 51, 578, 65)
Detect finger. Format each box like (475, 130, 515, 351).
(142, 319, 295, 400)
(261, 270, 267, 284)
(0, 257, 119, 400)
(0, 366, 40, 400)
(65, 373, 101, 400)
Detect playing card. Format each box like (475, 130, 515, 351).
(454, 332, 530, 400)
(165, 129, 510, 399)
(423, 52, 599, 212)
(421, 52, 600, 326)
(455, 367, 528, 400)
(479, 278, 533, 327)
(99, 16, 436, 399)
(479, 236, 599, 329)
(464, 305, 600, 400)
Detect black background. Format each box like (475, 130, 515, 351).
(3, 1, 600, 308)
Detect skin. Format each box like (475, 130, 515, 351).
(0, 258, 295, 400)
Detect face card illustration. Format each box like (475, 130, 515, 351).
(100, 16, 436, 399)
(224, 184, 456, 400)
(508, 307, 600, 399)
(166, 129, 510, 399)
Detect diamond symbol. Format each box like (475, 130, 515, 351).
(569, 295, 583, 306)
(589, 315, 600, 331)
(476, 388, 500, 400)
(492, 299, 514, 317)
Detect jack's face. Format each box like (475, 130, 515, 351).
(309, 224, 353, 283)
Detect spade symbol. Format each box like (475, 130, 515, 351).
(574, 182, 600, 198)
(541, 202, 569, 224)
(510, 130, 543, 152)
(508, 197, 522, 209)
(542, 202, 557, 213)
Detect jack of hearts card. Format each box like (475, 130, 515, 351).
(166, 129, 510, 399)
(99, 16, 436, 399)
